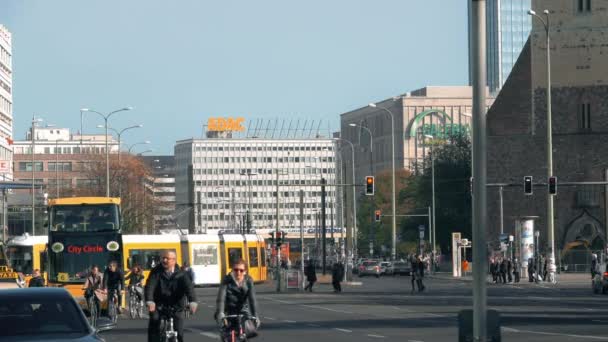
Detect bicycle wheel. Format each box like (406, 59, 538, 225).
(108, 295, 117, 323)
(89, 297, 98, 328)
(159, 319, 168, 342)
(129, 293, 137, 319)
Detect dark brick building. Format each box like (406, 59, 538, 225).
(487, 0, 608, 268)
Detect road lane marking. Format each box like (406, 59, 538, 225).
(334, 328, 352, 333)
(408, 340, 424, 342)
(307, 323, 321, 327)
(301, 304, 353, 314)
(367, 334, 385, 338)
(186, 328, 220, 340)
(263, 316, 276, 320)
(593, 320, 608, 323)
(502, 326, 608, 340)
(284, 320, 297, 323)
(260, 297, 295, 304)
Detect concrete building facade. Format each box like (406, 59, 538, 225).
(174, 137, 339, 237)
(0, 25, 13, 180)
(486, 0, 608, 268)
(141, 155, 176, 233)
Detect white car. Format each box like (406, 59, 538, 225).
(380, 262, 393, 275)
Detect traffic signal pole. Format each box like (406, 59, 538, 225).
(321, 178, 327, 275)
(276, 170, 281, 292)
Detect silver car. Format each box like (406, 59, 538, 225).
(358, 261, 381, 278)
(380, 261, 394, 275)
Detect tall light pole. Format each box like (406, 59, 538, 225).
(529, 8, 556, 283)
(98, 124, 143, 199)
(30, 116, 43, 235)
(128, 141, 151, 154)
(424, 135, 437, 258)
(240, 170, 257, 234)
(334, 138, 357, 267)
(348, 123, 373, 175)
(368, 103, 397, 260)
(81, 107, 133, 197)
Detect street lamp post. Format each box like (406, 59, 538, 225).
(30, 116, 43, 235)
(529, 8, 556, 283)
(128, 141, 151, 154)
(98, 124, 143, 198)
(81, 107, 133, 197)
(334, 138, 357, 271)
(350, 123, 374, 257)
(424, 135, 437, 261)
(368, 103, 397, 260)
(240, 170, 257, 234)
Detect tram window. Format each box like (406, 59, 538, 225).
(128, 249, 176, 270)
(248, 248, 259, 268)
(260, 248, 266, 267)
(228, 248, 242, 268)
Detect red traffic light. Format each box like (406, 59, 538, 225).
(374, 210, 381, 222)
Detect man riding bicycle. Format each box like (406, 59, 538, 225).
(145, 250, 197, 342)
(103, 260, 125, 315)
(215, 258, 260, 340)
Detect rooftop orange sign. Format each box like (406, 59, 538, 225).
(208, 117, 245, 132)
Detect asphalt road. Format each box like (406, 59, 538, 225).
(100, 273, 608, 342)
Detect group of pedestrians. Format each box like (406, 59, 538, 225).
(527, 255, 549, 282)
(490, 257, 521, 284)
(410, 255, 426, 293)
(303, 259, 345, 293)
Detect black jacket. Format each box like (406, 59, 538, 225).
(126, 272, 145, 286)
(332, 263, 344, 281)
(215, 274, 258, 320)
(103, 268, 124, 290)
(145, 264, 196, 311)
(28, 276, 45, 287)
(305, 265, 317, 282)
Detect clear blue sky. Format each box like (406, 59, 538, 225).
(1, 0, 468, 155)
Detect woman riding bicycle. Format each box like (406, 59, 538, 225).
(215, 258, 260, 340)
(83, 265, 103, 303)
(102, 260, 125, 315)
(126, 265, 145, 302)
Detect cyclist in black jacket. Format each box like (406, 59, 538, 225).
(145, 250, 197, 342)
(102, 260, 125, 314)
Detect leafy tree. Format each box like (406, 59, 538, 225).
(404, 134, 472, 253)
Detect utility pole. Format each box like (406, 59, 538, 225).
(321, 177, 327, 275)
(275, 170, 281, 292)
(471, 0, 488, 340)
(300, 189, 305, 291)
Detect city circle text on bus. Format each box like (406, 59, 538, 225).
(67, 245, 104, 254)
(207, 117, 245, 132)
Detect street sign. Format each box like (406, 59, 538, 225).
(418, 225, 425, 239)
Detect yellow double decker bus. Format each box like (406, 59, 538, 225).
(47, 197, 123, 306)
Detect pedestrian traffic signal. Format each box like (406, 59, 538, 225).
(374, 210, 381, 222)
(524, 176, 533, 195)
(548, 176, 557, 195)
(365, 176, 375, 196)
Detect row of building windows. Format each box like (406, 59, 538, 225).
(16, 161, 79, 172)
(194, 177, 334, 188)
(0, 78, 10, 94)
(193, 145, 332, 152)
(0, 94, 11, 116)
(198, 214, 337, 222)
(577, 0, 592, 13)
(194, 167, 335, 176)
(198, 190, 335, 199)
(16, 178, 99, 186)
(192, 156, 334, 163)
(14, 146, 110, 155)
(0, 45, 10, 70)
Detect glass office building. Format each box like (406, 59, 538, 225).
(469, 0, 531, 94)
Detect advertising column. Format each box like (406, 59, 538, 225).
(518, 217, 537, 276)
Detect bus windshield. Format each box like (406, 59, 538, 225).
(50, 204, 119, 232)
(48, 233, 121, 283)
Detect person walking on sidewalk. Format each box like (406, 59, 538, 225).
(528, 258, 535, 282)
(513, 258, 521, 283)
(416, 255, 426, 292)
(490, 259, 498, 284)
(410, 256, 418, 294)
(499, 258, 507, 284)
(331, 261, 344, 293)
(304, 259, 317, 292)
(507, 258, 513, 283)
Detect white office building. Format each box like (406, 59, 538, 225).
(0, 25, 13, 180)
(175, 137, 339, 236)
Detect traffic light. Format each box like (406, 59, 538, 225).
(524, 176, 533, 195)
(365, 176, 375, 196)
(374, 210, 381, 222)
(275, 231, 287, 246)
(549, 176, 557, 195)
(268, 232, 275, 245)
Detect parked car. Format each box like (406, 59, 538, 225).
(0, 287, 112, 341)
(392, 261, 411, 275)
(380, 261, 394, 275)
(358, 261, 381, 278)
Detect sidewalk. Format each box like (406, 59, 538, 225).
(429, 271, 591, 285)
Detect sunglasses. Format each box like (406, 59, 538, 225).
(233, 268, 246, 273)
